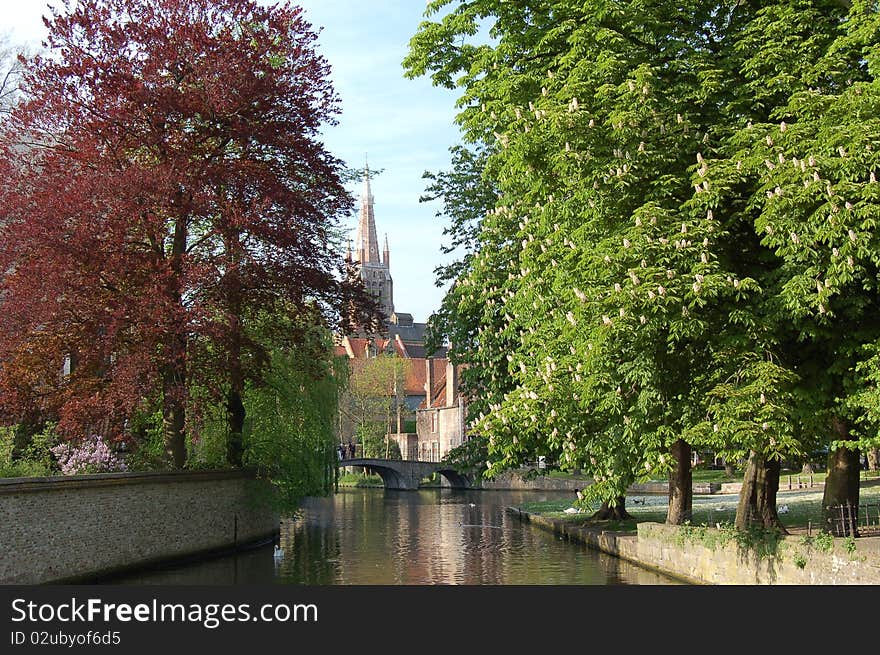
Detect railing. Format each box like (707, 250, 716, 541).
(785, 474, 817, 490)
(825, 502, 880, 537)
(337, 445, 442, 464)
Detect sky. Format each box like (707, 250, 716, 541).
(0, 0, 465, 324)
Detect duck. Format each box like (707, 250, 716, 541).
(778, 505, 790, 514)
(631, 497, 646, 505)
(273, 545, 284, 559)
(563, 507, 581, 514)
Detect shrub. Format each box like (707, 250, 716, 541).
(51, 435, 127, 475)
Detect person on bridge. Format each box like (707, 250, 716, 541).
(337, 444, 344, 461)
(348, 441, 356, 459)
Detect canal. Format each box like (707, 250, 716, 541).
(108, 488, 683, 585)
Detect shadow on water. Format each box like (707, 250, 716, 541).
(106, 488, 682, 585)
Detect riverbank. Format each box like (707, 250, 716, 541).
(0, 469, 278, 584)
(508, 484, 880, 584)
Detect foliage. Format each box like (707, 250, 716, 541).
(812, 531, 835, 552)
(356, 423, 402, 459)
(338, 353, 408, 456)
(673, 521, 784, 560)
(419, 144, 498, 354)
(0, 424, 60, 477)
(120, 405, 168, 472)
(51, 434, 127, 475)
(404, 0, 880, 517)
(242, 327, 344, 511)
(337, 472, 383, 487)
(441, 434, 488, 476)
(0, 0, 378, 469)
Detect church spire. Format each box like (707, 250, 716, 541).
(383, 233, 390, 266)
(355, 157, 380, 264)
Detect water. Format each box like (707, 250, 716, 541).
(108, 488, 682, 585)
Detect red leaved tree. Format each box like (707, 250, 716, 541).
(0, 0, 378, 467)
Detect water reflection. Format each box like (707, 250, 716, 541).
(109, 489, 681, 585)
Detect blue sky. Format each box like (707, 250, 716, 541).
(1, 0, 465, 323)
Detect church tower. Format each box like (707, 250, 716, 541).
(351, 161, 394, 324)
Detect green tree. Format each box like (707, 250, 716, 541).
(703, 0, 880, 533)
(405, 0, 880, 531)
(338, 353, 407, 459)
(405, 0, 793, 522)
(241, 324, 345, 510)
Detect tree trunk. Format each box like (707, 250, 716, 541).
(723, 458, 735, 478)
(224, 231, 245, 468)
(735, 450, 786, 532)
(667, 439, 692, 525)
(801, 461, 815, 475)
(226, 387, 245, 467)
(822, 417, 860, 536)
(735, 451, 759, 530)
(162, 350, 187, 469)
(867, 447, 879, 472)
(757, 455, 786, 534)
(590, 496, 633, 521)
(163, 210, 188, 469)
(225, 315, 245, 467)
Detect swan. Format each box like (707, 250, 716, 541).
(563, 507, 581, 514)
(273, 545, 284, 558)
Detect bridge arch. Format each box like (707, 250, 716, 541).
(339, 458, 473, 490)
(435, 468, 473, 489)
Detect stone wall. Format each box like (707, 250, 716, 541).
(481, 471, 588, 490)
(415, 405, 465, 461)
(507, 508, 880, 584)
(0, 469, 279, 584)
(635, 522, 880, 584)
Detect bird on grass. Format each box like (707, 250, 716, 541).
(778, 505, 790, 514)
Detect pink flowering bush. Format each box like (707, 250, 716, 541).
(51, 435, 127, 475)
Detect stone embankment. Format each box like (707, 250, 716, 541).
(0, 469, 279, 584)
(507, 508, 880, 585)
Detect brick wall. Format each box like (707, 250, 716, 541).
(0, 469, 279, 584)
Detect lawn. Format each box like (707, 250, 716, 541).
(519, 479, 880, 536)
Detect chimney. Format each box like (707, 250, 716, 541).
(445, 360, 458, 407)
(425, 357, 433, 408)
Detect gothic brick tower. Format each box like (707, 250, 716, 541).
(350, 161, 394, 325)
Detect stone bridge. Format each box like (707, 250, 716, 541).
(339, 458, 474, 490)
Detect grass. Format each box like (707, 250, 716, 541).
(542, 465, 880, 488)
(519, 479, 880, 535)
(336, 472, 442, 488)
(337, 472, 383, 487)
